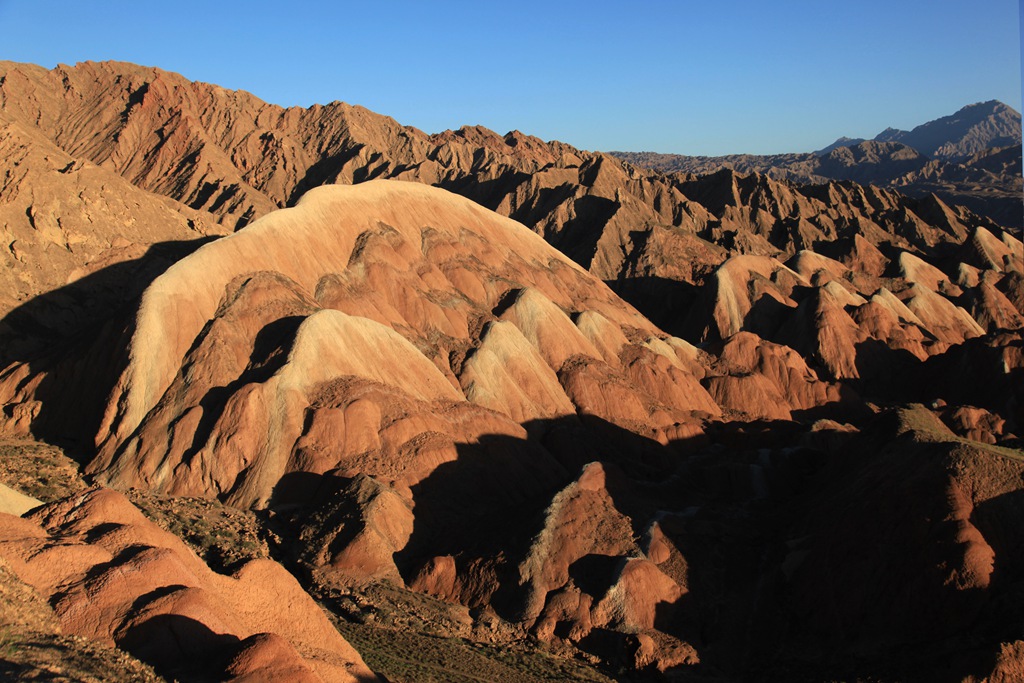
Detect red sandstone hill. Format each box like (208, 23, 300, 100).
(0, 487, 377, 681)
(0, 61, 1022, 682)
(0, 60, 1013, 348)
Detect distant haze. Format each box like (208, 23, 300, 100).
(0, 0, 1019, 155)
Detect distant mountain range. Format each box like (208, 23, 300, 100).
(819, 100, 1022, 158)
(612, 101, 1023, 228)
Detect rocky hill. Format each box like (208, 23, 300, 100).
(872, 100, 1022, 160)
(0, 61, 1023, 682)
(612, 101, 1023, 229)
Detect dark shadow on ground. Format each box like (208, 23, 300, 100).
(322, 408, 1020, 682)
(0, 238, 216, 454)
(117, 613, 240, 680)
(606, 276, 700, 340)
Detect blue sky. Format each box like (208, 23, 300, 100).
(0, 0, 1019, 155)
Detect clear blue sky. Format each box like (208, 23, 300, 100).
(0, 0, 1020, 155)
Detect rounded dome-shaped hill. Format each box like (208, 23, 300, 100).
(81, 180, 711, 508)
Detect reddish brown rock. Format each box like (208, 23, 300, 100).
(499, 287, 603, 371)
(899, 250, 959, 292)
(984, 641, 1024, 683)
(967, 279, 1024, 332)
(18, 181, 676, 511)
(0, 109, 226, 356)
(693, 255, 806, 341)
(715, 332, 844, 414)
(704, 373, 792, 421)
(514, 461, 687, 646)
(1, 59, 1022, 683)
(591, 558, 683, 632)
(942, 405, 1007, 444)
(573, 310, 631, 366)
(903, 283, 986, 344)
(998, 271, 1024, 315)
(298, 474, 413, 584)
(0, 487, 376, 682)
(517, 463, 639, 624)
(621, 343, 720, 418)
(558, 357, 664, 433)
(225, 633, 323, 683)
(964, 226, 1024, 274)
(460, 320, 575, 422)
(776, 285, 866, 380)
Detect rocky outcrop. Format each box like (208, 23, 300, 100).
(0, 487, 376, 682)
(706, 332, 846, 419)
(0, 182, 721, 656)
(517, 461, 686, 657)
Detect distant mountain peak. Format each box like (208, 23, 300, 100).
(815, 136, 867, 155)
(874, 126, 909, 142)
(871, 100, 1021, 160)
(964, 99, 1015, 112)
(612, 99, 1021, 228)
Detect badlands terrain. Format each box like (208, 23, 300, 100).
(613, 100, 1023, 230)
(0, 60, 1022, 682)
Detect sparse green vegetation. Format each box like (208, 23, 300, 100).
(334, 621, 617, 683)
(0, 440, 89, 502)
(126, 491, 273, 573)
